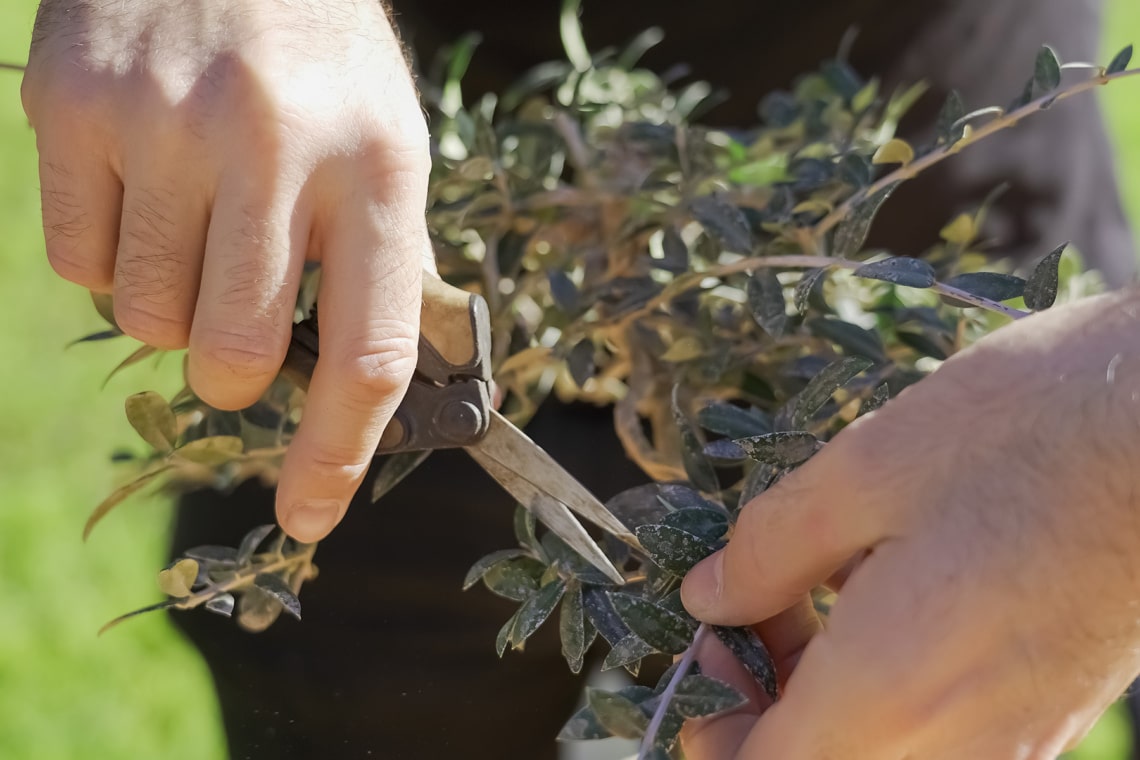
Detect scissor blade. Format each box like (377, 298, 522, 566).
(476, 411, 640, 545)
(467, 447, 624, 585)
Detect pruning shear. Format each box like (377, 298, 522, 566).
(279, 275, 634, 584)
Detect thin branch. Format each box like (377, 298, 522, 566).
(813, 67, 1140, 238)
(639, 623, 710, 758)
(0, 62, 24, 72)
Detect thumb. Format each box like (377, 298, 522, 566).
(681, 432, 889, 626)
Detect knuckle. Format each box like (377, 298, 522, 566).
(113, 299, 191, 349)
(333, 333, 419, 401)
(45, 243, 110, 290)
(193, 323, 285, 379)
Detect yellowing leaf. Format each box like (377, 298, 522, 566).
(872, 138, 914, 166)
(83, 465, 171, 540)
(939, 213, 976, 246)
(175, 436, 244, 466)
(124, 391, 177, 453)
(158, 558, 199, 598)
(790, 199, 833, 216)
(661, 336, 704, 363)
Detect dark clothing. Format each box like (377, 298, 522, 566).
(170, 2, 1135, 759)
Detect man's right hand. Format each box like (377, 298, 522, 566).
(23, 0, 434, 543)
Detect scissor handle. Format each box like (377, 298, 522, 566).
(280, 273, 494, 454)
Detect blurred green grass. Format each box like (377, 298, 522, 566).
(0, 2, 1137, 759)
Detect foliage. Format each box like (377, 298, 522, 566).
(74, 3, 1137, 757)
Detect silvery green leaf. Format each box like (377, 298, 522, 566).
(714, 626, 778, 699)
(660, 508, 729, 544)
(496, 606, 522, 657)
(548, 269, 579, 313)
(936, 89, 966, 145)
(1024, 242, 1067, 311)
(734, 432, 820, 468)
(671, 674, 750, 719)
(1107, 44, 1133, 75)
(605, 484, 672, 532)
(183, 545, 239, 565)
(253, 573, 301, 621)
(602, 633, 656, 673)
(1034, 45, 1062, 91)
(558, 704, 613, 741)
(205, 593, 236, 618)
(808, 317, 886, 361)
(636, 524, 716, 576)
(656, 227, 690, 274)
(853, 257, 936, 289)
(672, 386, 718, 493)
(567, 339, 595, 387)
(609, 592, 697, 655)
(237, 524, 277, 565)
(859, 383, 890, 417)
(793, 356, 873, 428)
(702, 438, 746, 462)
(509, 578, 566, 648)
(942, 272, 1026, 302)
(832, 183, 898, 259)
(514, 505, 544, 556)
(794, 268, 827, 313)
(371, 450, 432, 503)
(559, 580, 589, 673)
(746, 269, 787, 338)
(482, 556, 546, 601)
(690, 194, 753, 253)
(584, 586, 632, 645)
(586, 688, 649, 740)
(698, 402, 771, 440)
(463, 549, 529, 590)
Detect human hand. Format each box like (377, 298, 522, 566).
(22, 0, 432, 543)
(680, 288, 1140, 758)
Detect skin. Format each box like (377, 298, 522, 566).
(22, 0, 433, 543)
(680, 287, 1140, 759)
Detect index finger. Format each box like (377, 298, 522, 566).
(275, 138, 430, 543)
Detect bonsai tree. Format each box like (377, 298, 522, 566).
(72, 3, 1136, 756)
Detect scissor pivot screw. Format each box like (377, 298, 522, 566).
(436, 400, 485, 444)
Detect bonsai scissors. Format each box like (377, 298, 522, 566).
(279, 275, 634, 584)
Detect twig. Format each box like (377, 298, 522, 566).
(812, 67, 1140, 237)
(0, 62, 24, 72)
(639, 623, 710, 759)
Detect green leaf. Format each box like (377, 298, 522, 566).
(509, 578, 566, 648)
(558, 704, 613, 741)
(660, 508, 729, 545)
(672, 387, 719, 493)
(793, 356, 873, 428)
(98, 599, 179, 636)
(671, 674, 750, 719)
(635, 524, 717, 576)
(548, 269, 579, 313)
(936, 89, 966, 145)
(183, 545, 239, 565)
(713, 626, 778, 700)
(67, 329, 122, 346)
(859, 383, 890, 417)
(463, 549, 530, 590)
(559, 580, 589, 673)
(746, 269, 787, 338)
(832, 183, 899, 259)
(91, 291, 119, 329)
(690, 194, 753, 253)
(604, 484, 673, 532)
(174, 436, 244, 466)
(236, 524, 276, 565)
(559, 0, 591, 72)
(253, 573, 301, 621)
(609, 592, 697, 655)
(734, 432, 820, 468)
(697, 402, 771, 439)
(1024, 242, 1067, 311)
(942, 272, 1026, 302)
(514, 505, 543, 556)
(740, 461, 778, 505)
(567, 339, 595, 387)
(794, 268, 827, 313)
(124, 391, 177, 453)
(1034, 45, 1062, 92)
(656, 227, 690, 274)
(853, 257, 936, 289)
(83, 465, 171, 540)
(586, 688, 649, 739)
(554, 706, 611, 738)
(482, 556, 546, 601)
(158, 558, 199, 598)
(808, 317, 886, 361)
(602, 633, 657, 672)
(495, 607, 521, 657)
(1107, 44, 1134, 75)
(103, 344, 159, 387)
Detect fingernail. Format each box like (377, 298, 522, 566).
(681, 551, 724, 618)
(283, 500, 341, 543)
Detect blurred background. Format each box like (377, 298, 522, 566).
(1, 1, 1138, 758)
